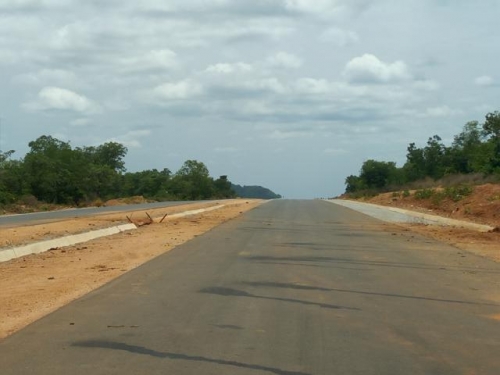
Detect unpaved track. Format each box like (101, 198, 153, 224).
(1, 200, 499, 374)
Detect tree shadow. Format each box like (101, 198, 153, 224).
(244, 255, 500, 274)
(241, 281, 500, 307)
(72, 340, 311, 375)
(199, 286, 360, 311)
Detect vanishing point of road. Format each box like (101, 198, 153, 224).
(1, 200, 499, 374)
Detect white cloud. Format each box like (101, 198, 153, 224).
(320, 27, 359, 46)
(413, 80, 440, 91)
(242, 78, 288, 94)
(266, 52, 302, 69)
(13, 68, 84, 88)
(110, 130, 152, 149)
(118, 49, 178, 73)
(344, 54, 411, 84)
(70, 118, 90, 127)
(474, 75, 494, 86)
(153, 80, 203, 100)
(267, 129, 311, 139)
(205, 62, 254, 74)
(424, 105, 462, 118)
(23, 87, 100, 114)
(294, 78, 332, 94)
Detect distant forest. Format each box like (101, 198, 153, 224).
(231, 184, 282, 199)
(0, 135, 280, 207)
(345, 111, 500, 195)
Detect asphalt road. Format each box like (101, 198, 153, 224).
(0, 200, 203, 227)
(1, 200, 499, 374)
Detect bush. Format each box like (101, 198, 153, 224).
(414, 188, 435, 200)
(443, 185, 473, 202)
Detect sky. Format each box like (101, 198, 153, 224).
(0, 0, 499, 198)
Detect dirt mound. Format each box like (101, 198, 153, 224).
(362, 183, 500, 228)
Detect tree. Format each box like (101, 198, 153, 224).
(359, 160, 398, 190)
(482, 111, 500, 172)
(344, 175, 364, 193)
(403, 142, 426, 182)
(450, 121, 488, 173)
(170, 160, 214, 200)
(94, 142, 127, 172)
(213, 175, 236, 198)
(23, 136, 77, 203)
(422, 135, 446, 179)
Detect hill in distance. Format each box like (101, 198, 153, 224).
(231, 184, 282, 199)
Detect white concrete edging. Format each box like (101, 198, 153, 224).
(0, 204, 226, 263)
(327, 199, 493, 232)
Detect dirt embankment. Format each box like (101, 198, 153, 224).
(347, 184, 500, 263)
(0, 199, 263, 339)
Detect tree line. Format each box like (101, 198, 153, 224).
(0, 135, 236, 207)
(345, 111, 500, 194)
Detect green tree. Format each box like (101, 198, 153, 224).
(170, 160, 214, 200)
(213, 175, 236, 198)
(23, 136, 78, 203)
(359, 160, 398, 190)
(450, 121, 488, 173)
(482, 111, 500, 172)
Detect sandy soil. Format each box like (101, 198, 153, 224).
(353, 184, 500, 263)
(0, 199, 263, 339)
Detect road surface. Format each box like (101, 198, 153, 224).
(0, 200, 204, 227)
(1, 200, 499, 374)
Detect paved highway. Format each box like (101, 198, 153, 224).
(1, 200, 499, 374)
(0, 200, 203, 227)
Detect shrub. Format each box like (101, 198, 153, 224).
(443, 185, 473, 202)
(414, 188, 435, 200)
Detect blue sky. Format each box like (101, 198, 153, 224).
(0, 0, 499, 198)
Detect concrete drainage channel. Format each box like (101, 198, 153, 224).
(327, 199, 493, 232)
(0, 204, 226, 263)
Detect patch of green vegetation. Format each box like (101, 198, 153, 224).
(414, 188, 435, 200)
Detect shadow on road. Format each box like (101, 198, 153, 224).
(199, 286, 360, 311)
(244, 255, 500, 274)
(73, 340, 311, 375)
(241, 281, 500, 307)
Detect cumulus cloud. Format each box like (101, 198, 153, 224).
(205, 62, 254, 74)
(475, 75, 494, 87)
(319, 27, 359, 46)
(283, 0, 371, 17)
(266, 52, 302, 69)
(153, 80, 203, 100)
(13, 68, 84, 88)
(294, 78, 332, 94)
(344, 54, 411, 84)
(23, 87, 100, 114)
(109, 129, 152, 148)
(117, 49, 178, 73)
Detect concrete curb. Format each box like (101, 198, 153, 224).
(327, 199, 494, 232)
(0, 204, 226, 263)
